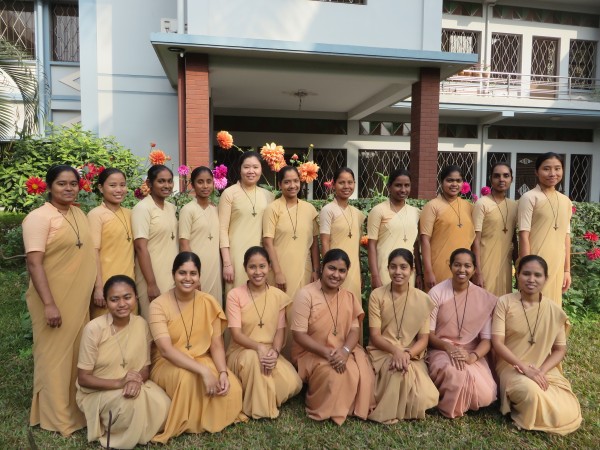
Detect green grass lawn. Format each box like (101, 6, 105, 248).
(1, 268, 598, 449)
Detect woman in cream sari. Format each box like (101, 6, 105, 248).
(226, 246, 302, 419)
(367, 169, 422, 289)
(492, 255, 581, 435)
(77, 275, 170, 449)
(367, 248, 438, 423)
(291, 249, 375, 425)
(149, 252, 245, 443)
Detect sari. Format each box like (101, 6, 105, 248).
(492, 293, 582, 435)
(291, 281, 375, 425)
(427, 279, 497, 418)
(226, 285, 302, 418)
(149, 291, 245, 443)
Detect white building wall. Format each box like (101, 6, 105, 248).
(79, 0, 179, 161)
(187, 0, 442, 52)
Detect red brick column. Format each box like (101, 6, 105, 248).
(409, 67, 440, 199)
(185, 53, 211, 168)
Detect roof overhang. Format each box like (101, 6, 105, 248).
(151, 33, 477, 119)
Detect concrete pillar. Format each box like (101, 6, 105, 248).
(409, 67, 440, 199)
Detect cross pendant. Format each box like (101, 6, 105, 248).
(528, 339, 535, 345)
(252, 211, 257, 217)
(348, 232, 352, 238)
(332, 330, 337, 336)
(396, 335, 401, 340)
(258, 321, 264, 328)
(292, 235, 298, 240)
(502, 228, 508, 234)
(208, 234, 213, 240)
(457, 223, 463, 228)
(171, 232, 175, 240)
(127, 236, 131, 242)
(458, 334, 462, 340)
(553, 225, 558, 231)
(120, 361, 126, 368)
(76, 240, 83, 249)
(185, 343, 192, 350)
(403, 236, 408, 243)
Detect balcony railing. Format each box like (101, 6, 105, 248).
(441, 68, 600, 102)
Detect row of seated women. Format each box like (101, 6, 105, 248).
(21, 153, 573, 445)
(75, 247, 581, 448)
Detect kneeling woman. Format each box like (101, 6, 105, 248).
(367, 249, 439, 423)
(77, 275, 171, 449)
(427, 248, 498, 418)
(291, 249, 375, 425)
(226, 246, 302, 419)
(149, 252, 245, 444)
(492, 255, 582, 435)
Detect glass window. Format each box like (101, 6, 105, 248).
(51, 2, 79, 62)
(0, 0, 35, 58)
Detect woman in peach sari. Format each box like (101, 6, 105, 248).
(291, 249, 375, 425)
(420, 166, 475, 291)
(492, 255, 581, 435)
(367, 248, 438, 423)
(149, 252, 245, 443)
(427, 248, 497, 418)
(226, 246, 302, 419)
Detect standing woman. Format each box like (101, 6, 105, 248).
(226, 247, 302, 419)
(132, 165, 178, 319)
(427, 249, 497, 418)
(219, 151, 274, 294)
(367, 249, 439, 423)
(179, 166, 222, 303)
(88, 168, 135, 318)
(518, 153, 572, 306)
(22, 165, 96, 435)
(263, 165, 320, 297)
(492, 255, 582, 435)
(472, 162, 518, 296)
(149, 252, 245, 443)
(420, 165, 475, 291)
(320, 168, 365, 302)
(77, 275, 171, 449)
(367, 169, 422, 289)
(291, 249, 375, 425)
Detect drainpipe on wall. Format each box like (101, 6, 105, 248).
(177, 0, 185, 34)
(178, 54, 186, 191)
(479, 124, 490, 193)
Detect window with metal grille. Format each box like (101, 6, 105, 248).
(51, 2, 79, 62)
(358, 150, 410, 198)
(439, 124, 478, 139)
(442, 1, 482, 17)
(569, 154, 592, 202)
(531, 37, 558, 98)
(0, 0, 35, 58)
(488, 125, 593, 142)
(359, 121, 410, 136)
(437, 152, 476, 197)
(569, 40, 597, 89)
(491, 33, 521, 76)
(310, 0, 366, 4)
(312, 148, 347, 200)
(492, 5, 599, 28)
(214, 116, 347, 135)
(485, 152, 511, 187)
(441, 29, 479, 54)
(515, 153, 565, 199)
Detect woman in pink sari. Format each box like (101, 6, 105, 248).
(427, 248, 498, 418)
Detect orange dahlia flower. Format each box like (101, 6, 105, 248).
(140, 182, 151, 197)
(298, 161, 319, 183)
(260, 142, 286, 172)
(25, 176, 47, 195)
(216, 131, 234, 150)
(360, 235, 369, 247)
(149, 149, 167, 165)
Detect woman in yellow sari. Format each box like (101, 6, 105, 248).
(226, 246, 302, 419)
(132, 165, 178, 319)
(518, 153, 572, 306)
(367, 248, 438, 423)
(149, 252, 245, 443)
(367, 169, 422, 289)
(421, 165, 475, 291)
(77, 275, 170, 449)
(492, 255, 581, 435)
(22, 165, 96, 435)
(472, 162, 517, 296)
(219, 151, 274, 295)
(291, 249, 375, 425)
(88, 168, 135, 318)
(320, 168, 365, 302)
(427, 248, 497, 418)
(179, 166, 222, 303)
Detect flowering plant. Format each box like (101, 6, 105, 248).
(25, 177, 46, 195)
(480, 186, 491, 196)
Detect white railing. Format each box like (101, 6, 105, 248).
(440, 68, 600, 102)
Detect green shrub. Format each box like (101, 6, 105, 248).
(0, 124, 145, 213)
(0, 213, 25, 269)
